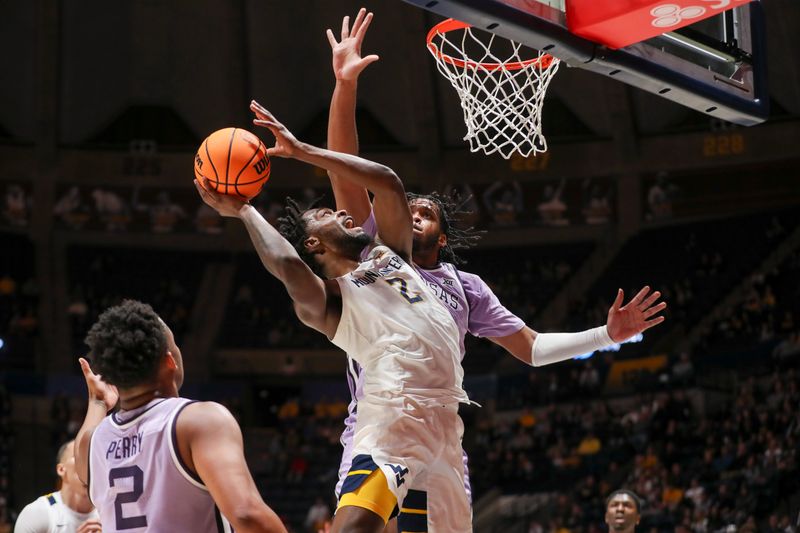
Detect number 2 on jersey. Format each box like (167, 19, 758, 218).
(109, 466, 148, 529)
(385, 277, 423, 304)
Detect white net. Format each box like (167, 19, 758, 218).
(427, 22, 560, 159)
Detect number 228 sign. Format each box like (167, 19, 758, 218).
(650, 0, 750, 28)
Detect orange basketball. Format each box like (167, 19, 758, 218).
(194, 128, 271, 200)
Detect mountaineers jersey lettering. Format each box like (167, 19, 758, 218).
(349, 255, 405, 287)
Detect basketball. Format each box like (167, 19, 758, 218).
(194, 127, 271, 200)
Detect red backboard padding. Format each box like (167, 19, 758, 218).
(566, 0, 753, 49)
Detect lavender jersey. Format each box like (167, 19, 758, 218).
(336, 212, 525, 497)
(88, 398, 232, 533)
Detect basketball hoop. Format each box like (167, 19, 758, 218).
(426, 19, 560, 159)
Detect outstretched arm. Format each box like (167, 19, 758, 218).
(489, 286, 667, 365)
(325, 8, 379, 225)
(195, 183, 335, 337)
(177, 402, 287, 533)
(75, 358, 119, 485)
(250, 102, 413, 260)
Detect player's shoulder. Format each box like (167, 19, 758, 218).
(15, 495, 54, 530)
(175, 401, 238, 434)
(448, 264, 490, 290)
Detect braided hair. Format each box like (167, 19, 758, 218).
(277, 197, 325, 277)
(406, 190, 482, 265)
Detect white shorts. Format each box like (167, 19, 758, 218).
(348, 399, 472, 533)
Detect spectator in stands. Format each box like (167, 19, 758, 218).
(90, 188, 129, 231)
(53, 187, 91, 230)
(195, 202, 224, 234)
(537, 179, 569, 226)
(582, 179, 612, 225)
(671, 352, 694, 385)
(483, 180, 524, 227)
(773, 331, 800, 362)
(147, 191, 186, 233)
(2, 185, 28, 228)
(303, 497, 331, 533)
(646, 172, 677, 221)
(577, 432, 602, 457)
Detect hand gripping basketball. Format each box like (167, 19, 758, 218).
(194, 177, 248, 218)
(250, 100, 302, 158)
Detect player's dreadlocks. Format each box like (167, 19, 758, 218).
(84, 299, 167, 388)
(277, 197, 325, 277)
(407, 190, 483, 265)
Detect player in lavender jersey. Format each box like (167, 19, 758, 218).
(326, 9, 667, 530)
(74, 300, 286, 533)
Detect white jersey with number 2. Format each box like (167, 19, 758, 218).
(332, 245, 469, 407)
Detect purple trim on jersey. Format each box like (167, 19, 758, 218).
(112, 399, 167, 426)
(86, 431, 93, 507)
(170, 400, 203, 485)
(214, 507, 225, 532)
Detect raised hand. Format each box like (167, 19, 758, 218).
(194, 178, 248, 218)
(79, 357, 119, 413)
(327, 8, 379, 82)
(606, 286, 667, 342)
(250, 100, 302, 158)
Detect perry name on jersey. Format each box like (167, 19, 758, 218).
(104, 431, 144, 460)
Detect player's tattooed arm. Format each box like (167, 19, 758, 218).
(325, 8, 379, 226)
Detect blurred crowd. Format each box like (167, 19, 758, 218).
(567, 210, 799, 357)
(698, 249, 800, 358)
(472, 363, 799, 532)
(66, 248, 209, 353)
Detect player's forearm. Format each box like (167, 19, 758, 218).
(228, 504, 287, 533)
(295, 142, 403, 198)
(74, 400, 108, 483)
(328, 79, 359, 155)
(239, 205, 310, 283)
(531, 326, 614, 366)
(327, 80, 373, 223)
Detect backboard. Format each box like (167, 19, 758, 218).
(401, 0, 768, 125)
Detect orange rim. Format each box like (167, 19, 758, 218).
(426, 19, 555, 71)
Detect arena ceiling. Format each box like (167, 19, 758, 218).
(0, 0, 798, 158)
